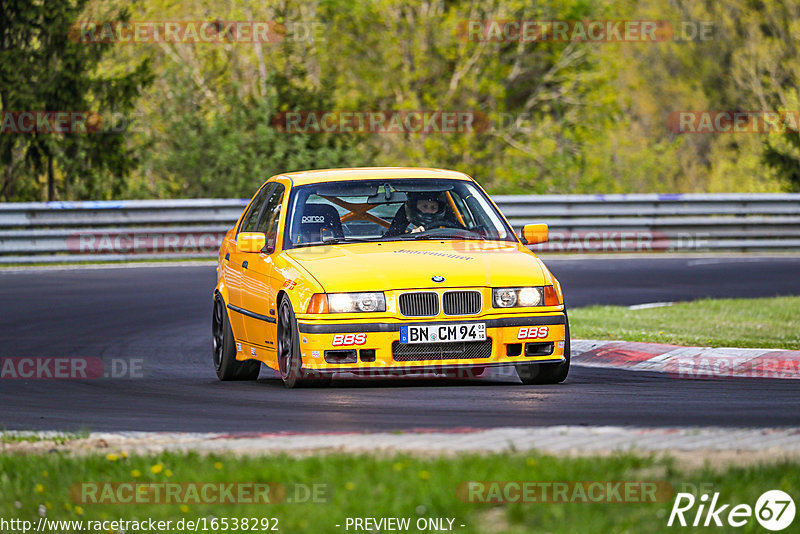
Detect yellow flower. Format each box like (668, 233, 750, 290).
(418, 470, 431, 480)
(392, 462, 405, 471)
(150, 464, 163, 474)
(526, 458, 537, 467)
(106, 453, 119, 462)
(131, 469, 141, 478)
(165, 469, 173, 478)
(345, 482, 356, 491)
(35, 484, 45, 494)
(180, 505, 189, 513)
(41, 470, 49, 478)
(214, 462, 223, 470)
(74, 506, 84, 516)
(121, 451, 128, 459)
(45, 502, 52, 510)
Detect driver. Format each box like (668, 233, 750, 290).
(385, 192, 459, 236)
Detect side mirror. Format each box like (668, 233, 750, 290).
(237, 232, 266, 253)
(522, 223, 548, 245)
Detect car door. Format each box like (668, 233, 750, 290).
(227, 183, 274, 341)
(239, 183, 286, 354)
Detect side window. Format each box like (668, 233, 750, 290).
(257, 183, 286, 253)
(238, 183, 274, 236)
(448, 191, 477, 228)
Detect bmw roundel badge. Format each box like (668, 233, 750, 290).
(432, 275, 445, 283)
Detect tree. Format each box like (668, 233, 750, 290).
(0, 0, 152, 201)
(764, 133, 800, 192)
(154, 81, 362, 198)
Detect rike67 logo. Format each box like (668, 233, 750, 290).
(668, 490, 795, 531)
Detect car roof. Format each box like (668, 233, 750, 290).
(275, 167, 473, 186)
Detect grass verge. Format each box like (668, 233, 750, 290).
(0, 451, 797, 533)
(570, 296, 800, 350)
(1, 430, 89, 445)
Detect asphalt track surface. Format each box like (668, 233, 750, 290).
(1, 256, 799, 432)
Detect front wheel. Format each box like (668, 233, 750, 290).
(212, 294, 261, 381)
(516, 312, 570, 385)
(276, 297, 331, 388)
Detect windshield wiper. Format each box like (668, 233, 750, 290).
(403, 232, 487, 241)
(293, 237, 375, 248)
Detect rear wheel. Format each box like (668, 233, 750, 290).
(277, 297, 331, 388)
(516, 313, 570, 385)
(213, 294, 261, 381)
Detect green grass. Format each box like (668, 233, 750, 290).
(0, 434, 43, 444)
(0, 451, 797, 533)
(0, 430, 89, 445)
(570, 296, 800, 350)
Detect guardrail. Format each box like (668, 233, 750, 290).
(1, 193, 798, 263)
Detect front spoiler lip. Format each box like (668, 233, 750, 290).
(305, 358, 566, 375)
(297, 314, 565, 334)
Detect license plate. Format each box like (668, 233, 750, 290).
(400, 323, 486, 344)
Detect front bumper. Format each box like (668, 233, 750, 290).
(295, 313, 567, 373)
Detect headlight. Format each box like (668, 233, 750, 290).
(327, 292, 386, 313)
(518, 287, 542, 306)
(492, 287, 545, 308)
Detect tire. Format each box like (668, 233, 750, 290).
(276, 297, 331, 388)
(515, 312, 571, 385)
(212, 294, 261, 381)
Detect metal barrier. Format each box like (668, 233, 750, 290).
(1, 194, 798, 263)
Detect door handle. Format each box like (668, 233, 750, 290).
(242, 261, 248, 269)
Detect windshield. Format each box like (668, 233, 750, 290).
(284, 179, 515, 248)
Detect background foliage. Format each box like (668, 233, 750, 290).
(2, 0, 799, 200)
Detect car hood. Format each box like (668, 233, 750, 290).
(285, 240, 547, 292)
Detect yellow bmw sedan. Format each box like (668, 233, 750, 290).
(212, 167, 569, 387)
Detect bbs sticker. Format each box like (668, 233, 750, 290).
(332, 333, 367, 346)
(518, 326, 549, 339)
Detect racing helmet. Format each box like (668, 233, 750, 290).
(405, 191, 448, 227)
